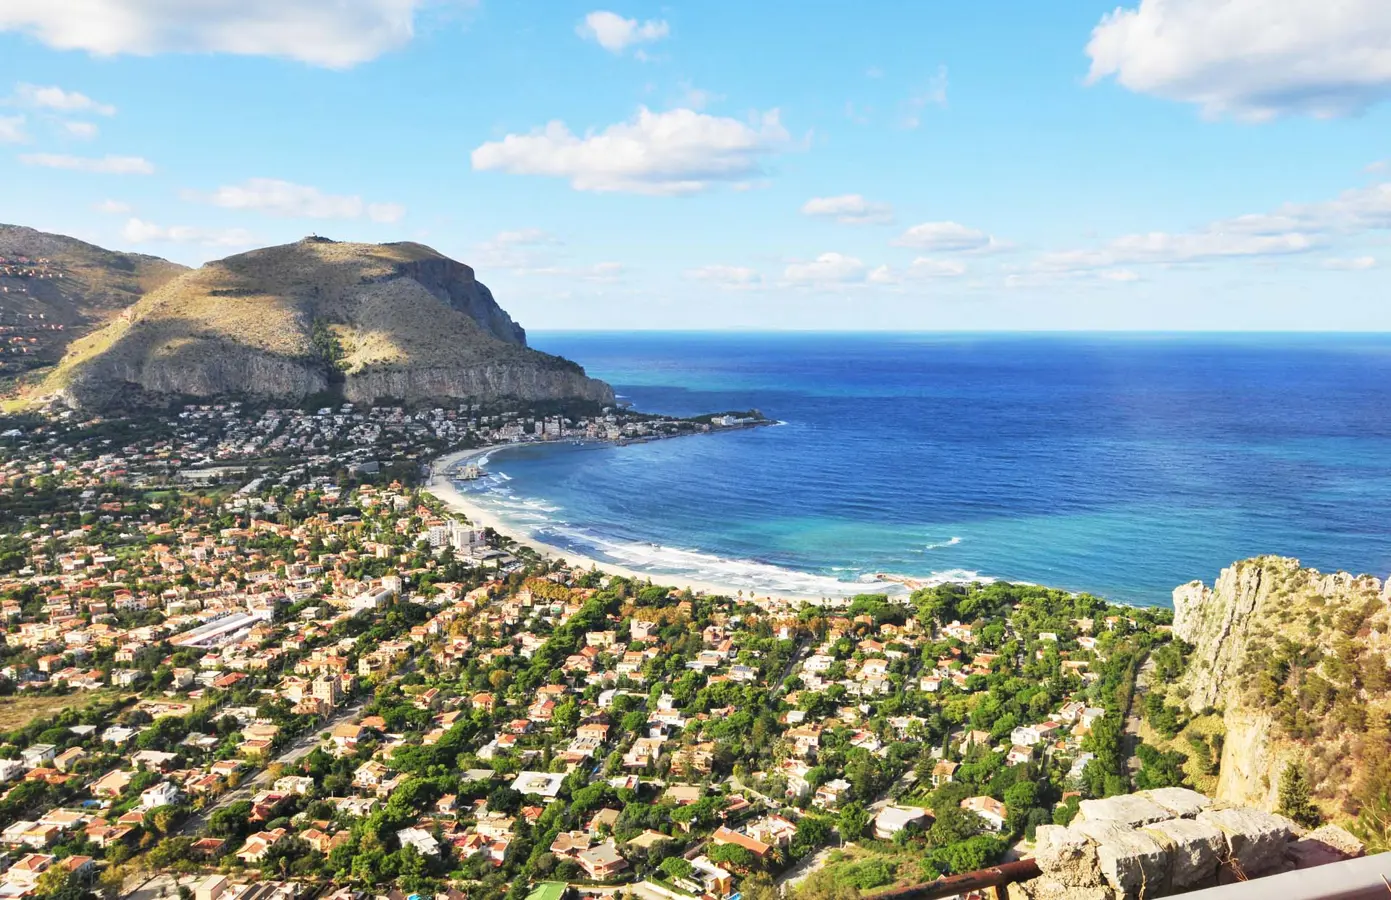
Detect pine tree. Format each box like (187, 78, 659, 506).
(1278, 762, 1321, 828)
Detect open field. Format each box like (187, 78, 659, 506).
(0, 691, 125, 731)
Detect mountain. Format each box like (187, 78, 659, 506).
(0, 225, 187, 378)
(31, 235, 613, 410)
(1160, 556, 1391, 824)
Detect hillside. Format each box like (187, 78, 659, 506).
(0, 224, 187, 379)
(32, 235, 613, 409)
(1154, 557, 1391, 833)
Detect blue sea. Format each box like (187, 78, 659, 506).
(456, 333, 1391, 606)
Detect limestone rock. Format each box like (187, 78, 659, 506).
(1032, 824, 1103, 887)
(1286, 824, 1366, 869)
(1073, 820, 1171, 898)
(1199, 807, 1295, 877)
(1075, 794, 1172, 829)
(1141, 818, 1224, 889)
(1139, 787, 1213, 819)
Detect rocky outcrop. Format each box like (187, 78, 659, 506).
(1016, 788, 1363, 900)
(342, 363, 614, 406)
(1170, 557, 1389, 811)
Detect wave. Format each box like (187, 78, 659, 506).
(925, 536, 964, 551)
(456, 474, 993, 599)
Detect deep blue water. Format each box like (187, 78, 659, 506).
(459, 333, 1391, 606)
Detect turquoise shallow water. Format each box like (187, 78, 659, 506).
(454, 333, 1391, 606)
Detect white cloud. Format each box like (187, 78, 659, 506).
(94, 199, 132, 214)
(577, 10, 669, 54)
(64, 121, 98, 139)
(0, 0, 458, 68)
(783, 252, 868, 285)
(0, 115, 26, 144)
(1322, 256, 1377, 270)
(184, 178, 405, 222)
(801, 194, 894, 226)
(892, 221, 1003, 253)
(121, 217, 255, 248)
(905, 257, 967, 278)
(529, 262, 625, 283)
(866, 257, 968, 285)
(471, 106, 791, 195)
(1034, 231, 1315, 272)
(1086, 0, 1391, 119)
(473, 228, 564, 270)
(14, 83, 116, 116)
(902, 65, 948, 129)
(687, 264, 762, 288)
(19, 153, 153, 174)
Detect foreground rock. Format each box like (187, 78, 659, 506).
(1013, 788, 1364, 900)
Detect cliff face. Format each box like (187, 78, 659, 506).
(36, 236, 613, 410)
(1170, 557, 1390, 813)
(388, 254, 526, 346)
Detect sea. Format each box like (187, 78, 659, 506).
(453, 333, 1391, 607)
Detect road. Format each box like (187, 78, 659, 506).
(179, 696, 368, 836)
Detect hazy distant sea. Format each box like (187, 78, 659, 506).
(452, 333, 1391, 606)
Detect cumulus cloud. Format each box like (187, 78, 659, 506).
(801, 194, 894, 226)
(687, 264, 762, 288)
(891, 221, 1003, 253)
(471, 106, 792, 195)
(0, 0, 458, 68)
(14, 83, 116, 116)
(19, 153, 153, 174)
(183, 179, 405, 222)
(1086, 0, 1391, 119)
(577, 11, 669, 54)
(121, 217, 255, 247)
(64, 121, 98, 139)
(94, 199, 132, 214)
(0, 115, 27, 144)
(783, 252, 869, 285)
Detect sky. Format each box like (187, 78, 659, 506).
(0, 0, 1389, 331)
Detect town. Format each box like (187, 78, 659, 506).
(0, 400, 1179, 900)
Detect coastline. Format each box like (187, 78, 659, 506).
(425, 442, 851, 605)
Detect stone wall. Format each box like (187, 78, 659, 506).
(1012, 788, 1364, 900)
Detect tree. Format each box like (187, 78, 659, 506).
(837, 802, 871, 842)
(659, 857, 693, 881)
(707, 843, 754, 870)
(1277, 763, 1320, 828)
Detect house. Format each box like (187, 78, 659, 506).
(961, 796, 1008, 831)
(931, 760, 959, 786)
(397, 827, 441, 857)
(874, 806, 930, 840)
(576, 842, 627, 879)
(711, 826, 771, 859)
(237, 828, 288, 862)
(510, 771, 565, 799)
(90, 769, 133, 798)
(20, 745, 55, 769)
(690, 856, 733, 896)
(139, 781, 183, 810)
(813, 778, 852, 810)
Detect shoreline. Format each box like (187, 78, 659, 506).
(424, 442, 855, 605)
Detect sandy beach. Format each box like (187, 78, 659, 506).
(424, 443, 842, 606)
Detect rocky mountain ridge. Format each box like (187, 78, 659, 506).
(20, 233, 611, 410)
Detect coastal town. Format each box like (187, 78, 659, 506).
(0, 399, 1180, 900)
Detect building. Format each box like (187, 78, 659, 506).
(873, 806, 930, 840)
(576, 842, 628, 879)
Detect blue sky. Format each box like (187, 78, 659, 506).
(1, 0, 1389, 330)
